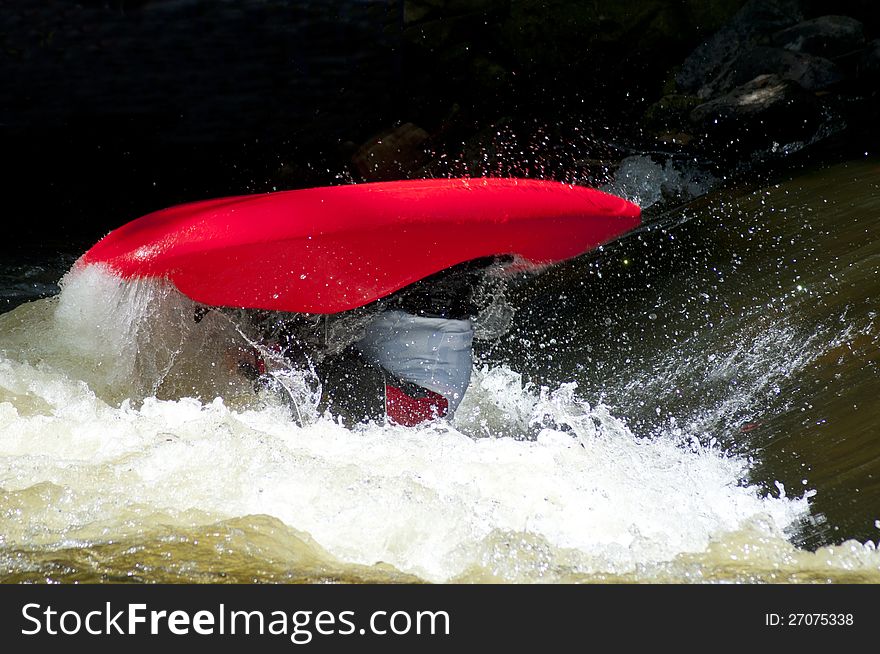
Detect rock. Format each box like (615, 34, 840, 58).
(351, 123, 430, 181)
(771, 15, 865, 59)
(700, 46, 843, 97)
(690, 74, 824, 154)
(691, 74, 813, 124)
(676, 0, 805, 93)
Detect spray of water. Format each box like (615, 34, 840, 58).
(0, 267, 824, 582)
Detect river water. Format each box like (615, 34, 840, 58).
(1, 158, 879, 583)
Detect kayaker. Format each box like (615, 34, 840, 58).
(235, 257, 501, 426)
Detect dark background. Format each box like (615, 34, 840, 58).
(3, 0, 878, 253)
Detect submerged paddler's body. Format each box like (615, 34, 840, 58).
(233, 258, 501, 427)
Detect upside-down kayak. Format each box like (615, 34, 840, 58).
(79, 178, 641, 314)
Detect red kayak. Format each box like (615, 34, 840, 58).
(79, 178, 640, 314)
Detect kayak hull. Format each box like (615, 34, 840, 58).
(80, 178, 641, 314)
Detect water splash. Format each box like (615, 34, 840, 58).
(3, 218, 878, 582)
(601, 155, 716, 208)
(1, 317, 811, 582)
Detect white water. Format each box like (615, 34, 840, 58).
(601, 155, 716, 208)
(0, 266, 814, 582)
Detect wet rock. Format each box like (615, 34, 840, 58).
(702, 46, 843, 97)
(690, 74, 824, 154)
(351, 123, 430, 181)
(771, 15, 865, 59)
(676, 0, 805, 94)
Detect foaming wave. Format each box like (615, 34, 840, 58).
(0, 265, 274, 407)
(0, 263, 848, 583)
(0, 346, 812, 582)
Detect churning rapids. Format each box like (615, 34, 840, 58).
(1, 158, 879, 583)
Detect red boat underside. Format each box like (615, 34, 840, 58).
(80, 178, 641, 314)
